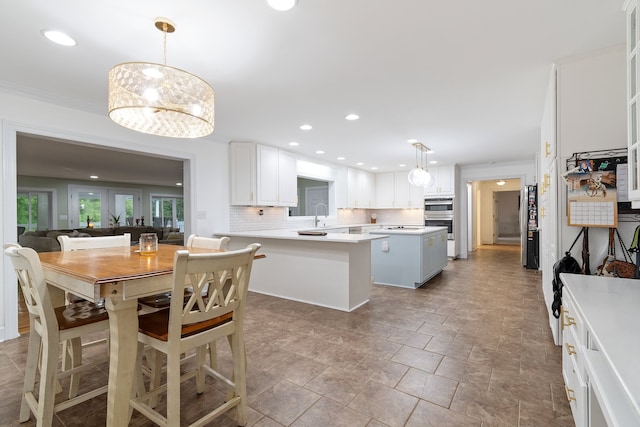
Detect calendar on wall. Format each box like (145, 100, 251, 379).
(564, 150, 627, 228)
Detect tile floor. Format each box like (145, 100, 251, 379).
(0, 244, 574, 426)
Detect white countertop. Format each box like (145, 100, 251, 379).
(560, 273, 640, 417)
(369, 226, 447, 235)
(216, 229, 387, 243)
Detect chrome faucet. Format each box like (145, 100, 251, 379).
(314, 203, 328, 227)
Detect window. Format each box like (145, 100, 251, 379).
(17, 190, 54, 231)
(151, 195, 184, 231)
(288, 177, 330, 216)
(78, 191, 102, 228)
(69, 185, 141, 229)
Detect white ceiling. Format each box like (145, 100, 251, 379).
(1, 0, 626, 184)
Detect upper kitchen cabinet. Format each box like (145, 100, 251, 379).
(376, 172, 423, 208)
(346, 168, 375, 208)
(626, 0, 640, 202)
(229, 142, 297, 206)
(423, 165, 456, 197)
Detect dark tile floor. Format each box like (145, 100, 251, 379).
(0, 244, 574, 426)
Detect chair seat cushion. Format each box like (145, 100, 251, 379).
(55, 300, 109, 330)
(138, 308, 233, 341)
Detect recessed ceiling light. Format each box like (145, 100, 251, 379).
(267, 0, 297, 11)
(429, 160, 437, 164)
(289, 141, 299, 146)
(300, 124, 312, 130)
(356, 162, 364, 166)
(337, 156, 346, 160)
(407, 139, 418, 143)
(371, 167, 378, 170)
(176, 182, 183, 186)
(41, 29, 76, 46)
(399, 163, 406, 167)
(345, 114, 359, 121)
(315, 150, 325, 154)
(90, 175, 98, 179)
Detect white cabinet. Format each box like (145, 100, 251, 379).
(347, 168, 375, 208)
(230, 142, 256, 205)
(539, 66, 561, 345)
(375, 172, 423, 208)
(561, 291, 587, 427)
(560, 274, 640, 427)
(375, 173, 395, 208)
(424, 165, 455, 196)
(230, 142, 297, 206)
(627, 0, 640, 202)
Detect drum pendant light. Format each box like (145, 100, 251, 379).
(108, 18, 215, 139)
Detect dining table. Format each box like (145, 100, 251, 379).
(38, 243, 262, 427)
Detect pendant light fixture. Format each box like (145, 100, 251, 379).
(267, 0, 298, 11)
(407, 142, 433, 187)
(108, 18, 215, 138)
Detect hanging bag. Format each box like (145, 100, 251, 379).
(551, 228, 585, 319)
(596, 228, 635, 279)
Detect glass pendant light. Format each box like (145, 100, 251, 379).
(408, 142, 432, 186)
(108, 18, 215, 138)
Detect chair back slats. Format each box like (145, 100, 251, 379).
(167, 244, 259, 341)
(58, 233, 131, 251)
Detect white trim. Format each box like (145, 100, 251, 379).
(1, 120, 197, 341)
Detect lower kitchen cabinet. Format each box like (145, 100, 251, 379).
(560, 274, 640, 427)
(369, 227, 447, 288)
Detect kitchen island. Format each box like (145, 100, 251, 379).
(369, 226, 448, 288)
(216, 229, 387, 312)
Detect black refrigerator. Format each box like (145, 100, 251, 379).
(524, 184, 539, 269)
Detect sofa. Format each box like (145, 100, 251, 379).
(18, 226, 183, 252)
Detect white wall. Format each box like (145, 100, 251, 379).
(0, 90, 231, 341)
(555, 46, 634, 271)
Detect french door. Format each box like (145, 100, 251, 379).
(68, 185, 141, 229)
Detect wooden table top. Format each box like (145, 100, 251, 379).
(38, 244, 262, 285)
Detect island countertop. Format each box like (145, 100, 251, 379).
(216, 229, 387, 243)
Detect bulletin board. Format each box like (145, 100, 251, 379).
(564, 149, 628, 228)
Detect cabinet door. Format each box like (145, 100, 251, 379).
(376, 173, 395, 208)
(437, 166, 455, 195)
(362, 170, 375, 208)
(347, 168, 375, 208)
(628, 4, 640, 201)
(424, 166, 455, 196)
(257, 145, 279, 205)
(278, 150, 298, 206)
(230, 142, 256, 205)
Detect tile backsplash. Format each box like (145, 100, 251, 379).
(229, 206, 424, 231)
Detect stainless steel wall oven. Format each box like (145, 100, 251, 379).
(424, 197, 454, 240)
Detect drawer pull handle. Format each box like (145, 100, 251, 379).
(565, 343, 576, 356)
(565, 316, 576, 328)
(565, 385, 576, 402)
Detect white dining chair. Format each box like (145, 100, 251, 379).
(57, 233, 131, 368)
(57, 233, 131, 252)
(139, 234, 233, 405)
(4, 243, 109, 426)
(185, 234, 230, 251)
(130, 244, 260, 427)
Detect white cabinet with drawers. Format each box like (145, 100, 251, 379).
(560, 273, 640, 427)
